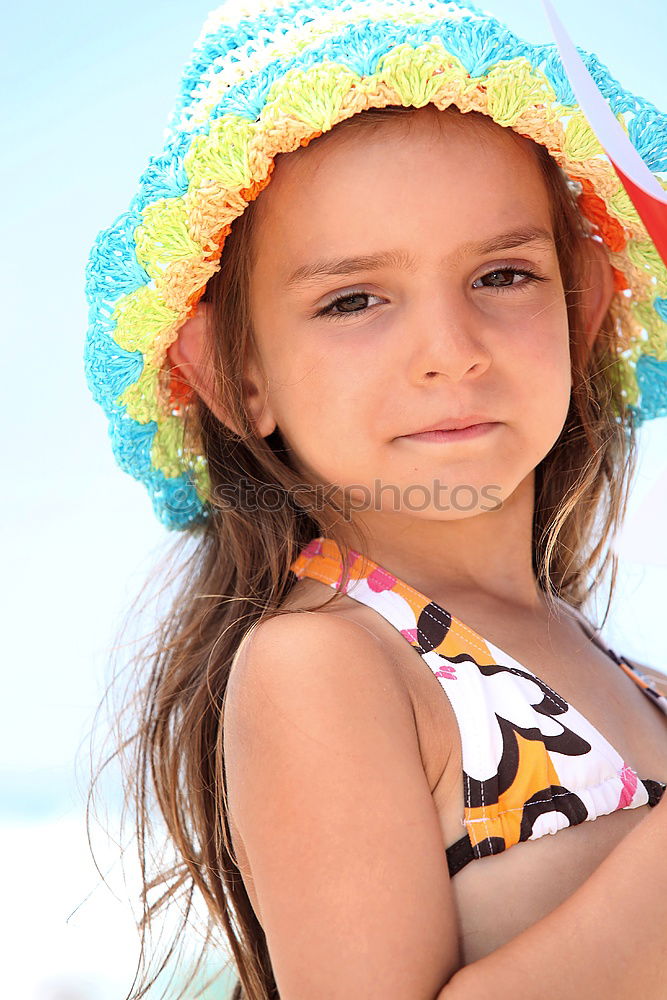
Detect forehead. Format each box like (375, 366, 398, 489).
(250, 107, 553, 262)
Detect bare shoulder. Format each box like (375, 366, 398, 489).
(223, 611, 419, 794)
(623, 655, 667, 692)
(225, 609, 415, 728)
(222, 610, 461, 998)
(559, 600, 667, 694)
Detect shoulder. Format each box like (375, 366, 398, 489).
(622, 655, 667, 693)
(225, 609, 415, 736)
(221, 610, 462, 995)
(557, 600, 667, 693)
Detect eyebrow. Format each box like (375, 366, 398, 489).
(284, 226, 555, 289)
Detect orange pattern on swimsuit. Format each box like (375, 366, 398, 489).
(290, 537, 667, 876)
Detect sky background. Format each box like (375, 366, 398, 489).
(3, 0, 667, 996)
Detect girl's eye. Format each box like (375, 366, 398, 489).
(315, 291, 384, 320)
(313, 268, 546, 321)
(473, 267, 545, 291)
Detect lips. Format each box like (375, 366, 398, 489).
(402, 414, 495, 435)
(401, 422, 498, 443)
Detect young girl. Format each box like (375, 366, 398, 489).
(84, 1, 667, 997)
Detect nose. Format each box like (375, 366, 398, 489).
(406, 293, 492, 384)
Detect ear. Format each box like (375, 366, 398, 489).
(579, 237, 616, 357)
(166, 301, 278, 439)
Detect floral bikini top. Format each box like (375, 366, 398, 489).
(289, 536, 667, 878)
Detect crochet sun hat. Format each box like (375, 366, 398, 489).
(84, 0, 667, 530)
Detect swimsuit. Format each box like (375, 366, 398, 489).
(289, 536, 667, 878)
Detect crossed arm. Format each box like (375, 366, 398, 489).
(224, 613, 667, 999)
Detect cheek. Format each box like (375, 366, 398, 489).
(250, 287, 377, 476)
(513, 308, 572, 438)
(266, 346, 374, 473)
(502, 285, 570, 376)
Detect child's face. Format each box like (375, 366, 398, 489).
(247, 108, 572, 520)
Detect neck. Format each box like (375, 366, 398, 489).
(328, 472, 545, 613)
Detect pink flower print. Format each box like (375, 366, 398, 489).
(336, 551, 359, 592)
(400, 628, 420, 644)
(367, 567, 397, 593)
(303, 538, 324, 559)
(617, 763, 638, 808)
(435, 663, 457, 681)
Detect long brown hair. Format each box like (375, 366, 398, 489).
(88, 104, 638, 1000)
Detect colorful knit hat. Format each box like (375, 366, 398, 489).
(84, 0, 667, 530)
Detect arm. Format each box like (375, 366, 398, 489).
(224, 612, 462, 999)
(440, 789, 667, 999)
(225, 612, 667, 1000)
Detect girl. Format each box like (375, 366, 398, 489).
(84, 1, 667, 997)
